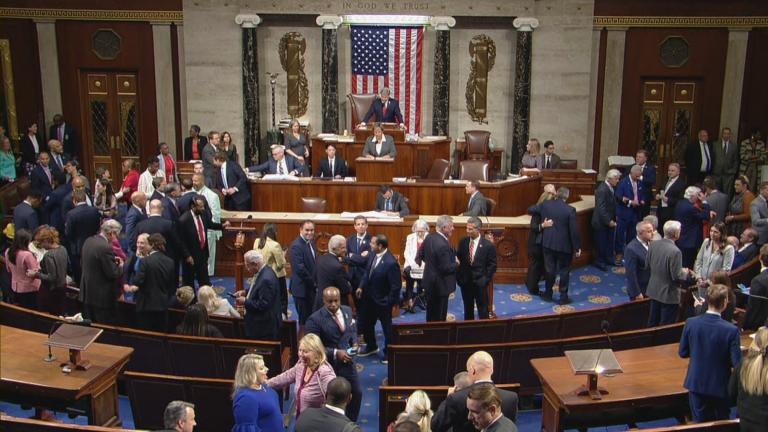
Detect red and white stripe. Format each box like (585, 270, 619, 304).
(352, 27, 423, 134)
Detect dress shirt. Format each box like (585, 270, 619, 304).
(356, 234, 367, 250)
(30, 135, 39, 154)
(325, 404, 346, 416)
(57, 124, 65, 141)
(700, 141, 711, 172)
(329, 158, 335, 176)
(705, 310, 721, 317)
(438, 231, 449, 242)
(636, 236, 649, 250)
(375, 141, 383, 156)
(482, 414, 504, 432)
(469, 236, 480, 263)
(661, 176, 679, 207)
(220, 162, 229, 189)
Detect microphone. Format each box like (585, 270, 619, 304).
(601, 320, 613, 350)
(44, 321, 62, 362)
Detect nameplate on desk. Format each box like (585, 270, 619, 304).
(261, 174, 300, 181)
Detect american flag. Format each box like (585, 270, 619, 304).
(351, 26, 424, 134)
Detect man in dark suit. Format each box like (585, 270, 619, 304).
(30, 152, 54, 201)
(295, 377, 362, 432)
(539, 187, 581, 304)
(316, 142, 348, 178)
(592, 169, 620, 270)
(236, 250, 282, 341)
(635, 150, 656, 218)
(374, 185, 410, 216)
(44, 172, 69, 235)
(178, 196, 228, 288)
(416, 215, 458, 322)
(345, 216, 372, 301)
(61, 176, 93, 220)
(290, 220, 317, 326)
(462, 181, 487, 217)
(625, 220, 654, 300)
(48, 114, 78, 157)
(79, 220, 124, 323)
(125, 192, 147, 252)
(431, 351, 518, 432)
(213, 151, 250, 210)
(314, 234, 353, 311)
(248, 144, 305, 176)
(305, 287, 362, 421)
(47, 139, 70, 174)
(744, 245, 768, 330)
(674, 186, 712, 268)
(153, 183, 181, 224)
(466, 385, 518, 432)
(679, 284, 741, 421)
(457, 217, 497, 320)
(657, 163, 685, 229)
(733, 228, 759, 268)
(13, 189, 42, 234)
(65, 189, 101, 283)
(124, 233, 175, 332)
(712, 127, 739, 197)
(614, 165, 645, 255)
(361, 87, 404, 126)
(540, 140, 561, 169)
(201, 130, 220, 188)
(136, 199, 189, 284)
(685, 129, 713, 186)
(355, 234, 400, 358)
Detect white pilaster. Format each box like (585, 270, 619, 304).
(316, 15, 343, 29)
(152, 22, 176, 154)
(512, 17, 539, 32)
(599, 27, 627, 174)
(35, 19, 62, 130)
(429, 16, 456, 31)
(176, 23, 188, 141)
(719, 28, 750, 138)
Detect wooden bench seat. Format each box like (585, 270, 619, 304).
(0, 414, 138, 432)
(632, 419, 739, 431)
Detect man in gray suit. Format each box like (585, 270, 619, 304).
(362, 124, 397, 159)
(466, 384, 518, 432)
(750, 181, 768, 245)
(462, 180, 487, 217)
(646, 220, 691, 326)
(712, 127, 739, 197)
(295, 377, 362, 432)
(201, 130, 220, 187)
(703, 176, 729, 224)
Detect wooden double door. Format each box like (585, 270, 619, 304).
(638, 79, 701, 187)
(80, 71, 141, 178)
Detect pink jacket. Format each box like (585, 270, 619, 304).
(5, 249, 41, 293)
(267, 360, 336, 414)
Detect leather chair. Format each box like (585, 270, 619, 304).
(347, 93, 378, 126)
(464, 130, 491, 160)
(560, 159, 578, 170)
(485, 197, 497, 216)
(416, 158, 451, 180)
(301, 197, 327, 213)
(459, 160, 489, 182)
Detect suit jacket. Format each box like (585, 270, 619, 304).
(215, 161, 251, 208)
(539, 153, 561, 169)
(61, 188, 93, 220)
(249, 155, 305, 176)
(289, 235, 317, 298)
(48, 152, 69, 174)
(131, 251, 174, 312)
(457, 236, 497, 291)
(20, 134, 44, 166)
(316, 157, 348, 178)
(744, 270, 768, 330)
(486, 416, 517, 432)
(646, 238, 687, 305)
(244, 266, 282, 340)
(358, 251, 401, 307)
(304, 305, 358, 369)
(201, 143, 218, 186)
(591, 181, 616, 230)
(431, 382, 518, 432)
(176, 192, 199, 215)
(527, 205, 545, 251)
(750, 195, 768, 244)
(674, 199, 711, 249)
(463, 191, 487, 217)
(624, 238, 650, 299)
(177, 209, 223, 263)
(685, 140, 713, 185)
(30, 165, 54, 197)
(539, 199, 580, 254)
(346, 233, 372, 289)
(44, 184, 70, 234)
(416, 232, 457, 297)
(64, 204, 101, 256)
(659, 176, 686, 224)
(314, 253, 352, 310)
(362, 98, 404, 124)
(161, 196, 180, 223)
(733, 243, 758, 269)
(48, 122, 78, 156)
(125, 205, 147, 252)
(712, 138, 739, 176)
(614, 176, 644, 221)
(183, 135, 208, 160)
(13, 202, 39, 234)
(79, 235, 123, 308)
(640, 164, 656, 204)
(707, 190, 729, 224)
(374, 191, 410, 216)
(136, 215, 188, 261)
(362, 135, 397, 158)
(295, 406, 361, 432)
(679, 312, 741, 398)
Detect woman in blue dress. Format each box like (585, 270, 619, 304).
(231, 353, 283, 431)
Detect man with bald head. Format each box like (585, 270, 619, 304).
(314, 234, 353, 311)
(125, 192, 148, 252)
(431, 350, 518, 432)
(136, 199, 189, 286)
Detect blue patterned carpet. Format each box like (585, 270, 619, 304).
(0, 264, 709, 430)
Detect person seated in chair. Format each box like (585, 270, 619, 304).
(248, 144, 304, 176)
(362, 124, 397, 160)
(375, 185, 410, 217)
(359, 87, 404, 128)
(316, 142, 348, 179)
(540, 140, 561, 170)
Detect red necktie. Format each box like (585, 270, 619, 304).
(383, 101, 388, 116)
(196, 215, 206, 249)
(469, 239, 476, 264)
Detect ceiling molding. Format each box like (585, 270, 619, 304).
(594, 15, 768, 29)
(0, 7, 183, 24)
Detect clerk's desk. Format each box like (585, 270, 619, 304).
(217, 195, 595, 283)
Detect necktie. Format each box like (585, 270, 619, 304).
(631, 180, 638, 203)
(358, 237, 363, 252)
(469, 239, 476, 264)
(58, 127, 63, 142)
(330, 159, 334, 176)
(370, 255, 380, 276)
(278, 160, 285, 175)
(333, 311, 345, 332)
(546, 156, 551, 169)
(386, 198, 391, 211)
(307, 240, 315, 258)
(703, 143, 711, 172)
(55, 154, 62, 169)
(196, 215, 206, 249)
(44, 167, 51, 184)
(383, 101, 388, 116)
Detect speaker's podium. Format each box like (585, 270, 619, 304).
(565, 349, 623, 400)
(356, 157, 396, 183)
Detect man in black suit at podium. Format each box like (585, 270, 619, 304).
(360, 87, 404, 128)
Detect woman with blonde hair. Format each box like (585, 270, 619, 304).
(390, 390, 433, 432)
(231, 353, 282, 431)
(253, 223, 288, 317)
(521, 138, 541, 169)
(197, 285, 240, 318)
(729, 327, 768, 430)
(267, 333, 336, 417)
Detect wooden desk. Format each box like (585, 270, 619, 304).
(0, 326, 133, 426)
(531, 344, 690, 432)
(522, 169, 598, 197)
(249, 176, 541, 216)
(355, 157, 396, 183)
(311, 135, 451, 178)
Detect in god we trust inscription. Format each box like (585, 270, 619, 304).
(342, 1, 430, 12)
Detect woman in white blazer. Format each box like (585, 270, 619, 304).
(403, 219, 429, 313)
(694, 222, 735, 295)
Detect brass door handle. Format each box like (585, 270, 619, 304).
(116, 136, 121, 149)
(110, 136, 115, 149)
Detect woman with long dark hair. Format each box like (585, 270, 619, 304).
(220, 131, 239, 163)
(95, 178, 118, 219)
(4, 229, 40, 309)
(175, 303, 223, 337)
(253, 223, 288, 317)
